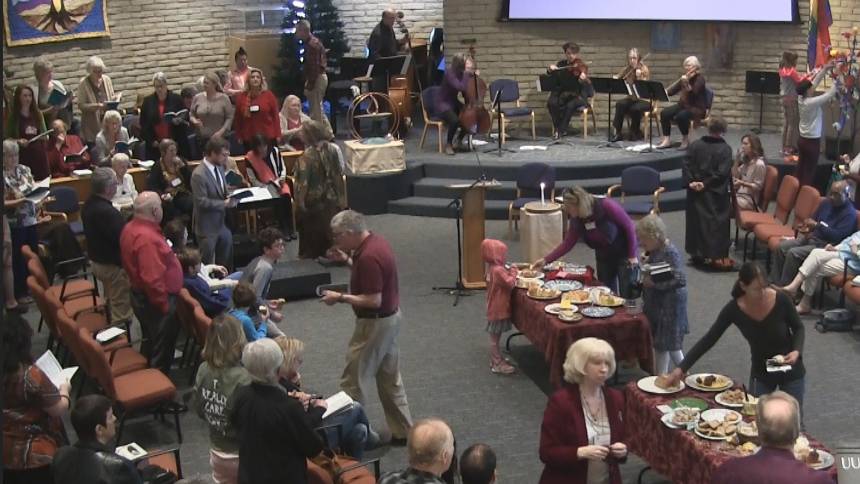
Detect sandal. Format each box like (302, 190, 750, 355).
(491, 358, 516, 375)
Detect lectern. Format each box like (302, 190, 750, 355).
(460, 181, 498, 288)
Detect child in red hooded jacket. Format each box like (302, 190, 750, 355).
(481, 239, 517, 374)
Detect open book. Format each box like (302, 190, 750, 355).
(24, 177, 51, 204)
(322, 391, 355, 419)
(115, 137, 140, 155)
(163, 109, 188, 123)
(199, 264, 238, 291)
(115, 442, 147, 461)
(47, 84, 70, 107)
(64, 144, 88, 162)
(35, 350, 78, 389)
(26, 128, 54, 146)
(105, 92, 123, 111)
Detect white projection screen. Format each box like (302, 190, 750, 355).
(506, 0, 797, 22)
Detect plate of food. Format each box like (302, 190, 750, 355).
(686, 373, 733, 392)
(527, 286, 561, 301)
(568, 290, 592, 304)
(670, 397, 709, 411)
(544, 303, 578, 315)
(558, 310, 583, 322)
(701, 408, 742, 423)
(588, 286, 612, 295)
(517, 269, 544, 280)
(795, 437, 835, 470)
(543, 279, 584, 292)
(723, 434, 760, 456)
(511, 262, 532, 270)
(694, 414, 739, 440)
(581, 306, 615, 318)
(715, 389, 758, 408)
(637, 375, 685, 394)
(516, 277, 544, 289)
(594, 293, 625, 307)
(661, 407, 700, 429)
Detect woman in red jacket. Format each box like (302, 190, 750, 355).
(539, 337, 627, 484)
(233, 68, 280, 150)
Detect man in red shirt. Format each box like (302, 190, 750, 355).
(322, 210, 413, 444)
(295, 20, 330, 130)
(120, 191, 183, 374)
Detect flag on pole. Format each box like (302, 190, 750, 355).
(808, 0, 833, 69)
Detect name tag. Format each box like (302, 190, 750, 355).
(249, 105, 260, 113)
(25, 126, 37, 136)
(585, 222, 597, 230)
(171, 177, 182, 187)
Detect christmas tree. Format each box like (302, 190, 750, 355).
(273, 0, 350, 98)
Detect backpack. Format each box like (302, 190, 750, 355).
(815, 308, 855, 333)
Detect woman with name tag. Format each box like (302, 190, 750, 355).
(140, 72, 191, 161)
(532, 186, 638, 297)
(233, 68, 279, 152)
(93, 109, 129, 166)
(5, 85, 50, 181)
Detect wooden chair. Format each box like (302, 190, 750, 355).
(489, 79, 536, 144)
(419, 87, 445, 153)
(507, 163, 556, 238)
(573, 97, 598, 138)
(606, 166, 666, 217)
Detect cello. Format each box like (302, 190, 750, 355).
(459, 46, 491, 136)
(387, 11, 422, 132)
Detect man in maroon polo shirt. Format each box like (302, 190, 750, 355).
(322, 210, 413, 444)
(120, 191, 183, 374)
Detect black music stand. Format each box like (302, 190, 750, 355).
(745, 71, 780, 134)
(539, 71, 582, 148)
(483, 88, 517, 156)
(592, 77, 632, 147)
(632, 80, 669, 153)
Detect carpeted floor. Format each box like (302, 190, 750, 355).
(22, 206, 860, 483)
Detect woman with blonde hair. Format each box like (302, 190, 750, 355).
(293, 119, 346, 259)
(279, 94, 310, 151)
(275, 336, 378, 459)
(140, 72, 190, 160)
(232, 68, 279, 150)
(93, 109, 129, 166)
(190, 71, 234, 150)
(538, 338, 627, 484)
(532, 186, 638, 296)
(76, 55, 116, 144)
(193, 314, 251, 484)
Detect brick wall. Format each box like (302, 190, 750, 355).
(2, 0, 443, 108)
(443, 0, 860, 132)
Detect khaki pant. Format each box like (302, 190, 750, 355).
(799, 248, 846, 296)
(91, 262, 133, 323)
(304, 73, 332, 131)
(340, 310, 413, 438)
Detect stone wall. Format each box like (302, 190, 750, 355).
(332, 0, 443, 57)
(443, 0, 860, 132)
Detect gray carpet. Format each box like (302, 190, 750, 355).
(22, 204, 860, 483)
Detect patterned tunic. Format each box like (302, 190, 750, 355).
(642, 242, 689, 351)
(2, 365, 65, 469)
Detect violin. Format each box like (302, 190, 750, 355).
(616, 52, 650, 83)
(459, 45, 491, 136)
(667, 67, 700, 92)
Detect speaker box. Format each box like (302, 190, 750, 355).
(265, 259, 332, 300)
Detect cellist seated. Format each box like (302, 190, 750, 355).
(435, 53, 478, 156)
(546, 42, 590, 140)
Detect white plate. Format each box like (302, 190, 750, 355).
(588, 286, 612, 294)
(715, 390, 758, 408)
(661, 412, 687, 429)
(516, 271, 545, 280)
(809, 449, 834, 470)
(701, 408, 742, 423)
(695, 427, 735, 441)
(543, 279, 584, 292)
(686, 373, 733, 392)
(581, 306, 615, 318)
(636, 376, 685, 394)
(72, 169, 93, 176)
(544, 303, 579, 315)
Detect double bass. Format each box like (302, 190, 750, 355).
(459, 46, 491, 136)
(387, 11, 422, 131)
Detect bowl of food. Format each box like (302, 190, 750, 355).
(737, 421, 759, 445)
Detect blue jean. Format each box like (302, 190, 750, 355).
(749, 372, 805, 422)
(322, 402, 371, 459)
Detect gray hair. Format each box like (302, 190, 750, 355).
(85, 55, 107, 74)
(242, 339, 284, 383)
(111, 153, 131, 168)
(3, 139, 20, 157)
(152, 72, 168, 86)
(102, 110, 122, 130)
(635, 214, 668, 246)
(407, 418, 454, 468)
(91, 167, 118, 196)
(330, 210, 367, 234)
(683, 56, 701, 69)
(562, 337, 616, 384)
(33, 57, 53, 77)
(757, 391, 801, 447)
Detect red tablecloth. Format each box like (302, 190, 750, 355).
(510, 288, 655, 387)
(624, 382, 838, 483)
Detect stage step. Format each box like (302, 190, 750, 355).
(388, 190, 688, 220)
(412, 169, 686, 201)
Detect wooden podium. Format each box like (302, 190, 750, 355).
(455, 180, 500, 289)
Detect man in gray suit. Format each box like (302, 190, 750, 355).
(191, 136, 238, 267)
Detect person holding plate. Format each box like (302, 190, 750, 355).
(532, 186, 638, 297)
(662, 262, 806, 409)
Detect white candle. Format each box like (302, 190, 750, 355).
(540, 182, 546, 205)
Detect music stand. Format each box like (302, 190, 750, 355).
(592, 77, 632, 147)
(632, 80, 669, 153)
(539, 71, 582, 148)
(745, 71, 780, 134)
(369, 55, 411, 91)
(483, 87, 517, 156)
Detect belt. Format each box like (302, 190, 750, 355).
(355, 309, 398, 319)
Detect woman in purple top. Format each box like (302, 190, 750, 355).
(532, 186, 639, 296)
(435, 53, 475, 156)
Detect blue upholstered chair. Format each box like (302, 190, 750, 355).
(44, 186, 84, 236)
(605, 166, 665, 217)
(508, 162, 556, 237)
(419, 86, 445, 153)
(489, 79, 535, 144)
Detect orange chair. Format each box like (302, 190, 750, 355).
(21, 244, 97, 306)
(755, 185, 821, 271)
(186, 305, 213, 384)
(307, 456, 380, 484)
(738, 174, 800, 261)
(26, 255, 102, 318)
(27, 275, 109, 358)
(734, 165, 779, 245)
(143, 447, 183, 480)
(176, 289, 202, 370)
(78, 330, 181, 444)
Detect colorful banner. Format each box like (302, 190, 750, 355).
(3, 0, 110, 47)
(808, 0, 833, 69)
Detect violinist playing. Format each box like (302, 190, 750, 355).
(611, 48, 651, 142)
(435, 53, 477, 156)
(546, 42, 590, 140)
(658, 56, 707, 150)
